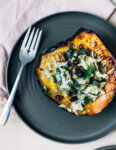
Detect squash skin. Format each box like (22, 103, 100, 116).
(36, 28, 116, 115)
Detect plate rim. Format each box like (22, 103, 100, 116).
(95, 145, 116, 150)
(5, 11, 116, 143)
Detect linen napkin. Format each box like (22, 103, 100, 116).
(0, 0, 115, 108)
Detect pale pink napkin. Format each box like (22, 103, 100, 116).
(0, 0, 115, 108)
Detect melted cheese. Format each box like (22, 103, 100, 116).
(95, 71, 108, 79)
(73, 74, 89, 84)
(84, 85, 99, 94)
(77, 55, 100, 70)
(78, 55, 87, 69)
(43, 69, 52, 78)
(43, 52, 110, 112)
(52, 56, 67, 67)
(71, 101, 84, 111)
(59, 104, 72, 112)
(57, 68, 72, 97)
(87, 56, 96, 65)
(47, 62, 52, 70)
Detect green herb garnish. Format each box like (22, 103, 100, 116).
(47, 88, 51, 92)
(50, 70, 53, 73)
(79, 89, 85, 95)
(73, 56, 78, 60)
(48, 93, 51, 96)
(101, 65, 105, 68)
(52, 75, 57, 83)
(82, 96, 93, 105)
(61, 88, 67, 91)
(58, 76, 62, 85)
(64, 63, 69, 69)
(47, 88, 51, 95)
(82, 65, 94, 79)
(76, 45, 79, 48)
(58, 81, 62, 85)
(63, 72, 67, 77)
(67, 52, 72, 59)
(88, 65, 94, 73)
(70, 86, 78, 95)
(69, 44, 73, 49)
(78, 36, 82, 39)
(67, 82, 71, 87)
(66, 91, 70, 96)
(66, 102, 69, 107)
(93, 68, 98, 73)
(56, 89, 59, 94)
(56, 68, 61, 74)
(106, 62, 110, 67)
(79, 49, 86, 54)
(56, 95, 59, 100)
(89, 51, 92, 56)
(43, 86, 51, 95)
(93, 81, 100, 86)
(84, 55, 86, 61)
(67, 49, 73, 53)
(67, 48, 75, 59)
(74, 80, 80, 88)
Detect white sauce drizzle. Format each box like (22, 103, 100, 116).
(71, 102, 84, 111)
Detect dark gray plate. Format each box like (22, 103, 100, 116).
(6, 12, 116, 143)
(96, 145, 116, 150)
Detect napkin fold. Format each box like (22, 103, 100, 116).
(0, 0, 115, 108)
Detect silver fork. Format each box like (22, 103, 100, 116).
(0, 26, 42, 126)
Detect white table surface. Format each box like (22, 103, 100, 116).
(0, 0, 116, 150)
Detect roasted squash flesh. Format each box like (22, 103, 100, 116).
(36, 28, 116, 115)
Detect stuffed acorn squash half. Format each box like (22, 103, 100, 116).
(36, 28, 116, 115)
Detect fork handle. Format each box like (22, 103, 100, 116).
(0, 64, 25, 126)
